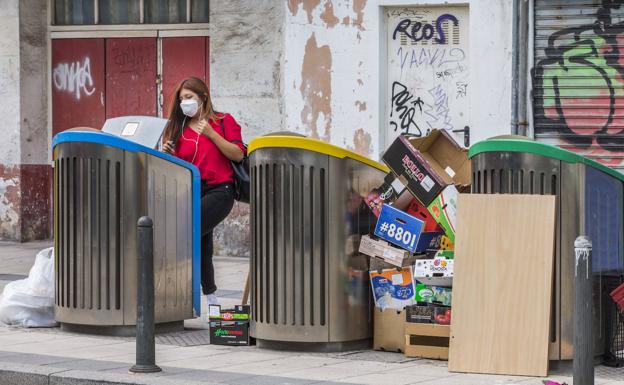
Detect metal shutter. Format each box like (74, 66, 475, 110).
(533, 0, 624, 170)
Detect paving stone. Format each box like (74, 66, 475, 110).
(1, 242, 603, 385)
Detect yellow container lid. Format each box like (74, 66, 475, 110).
(248, 135, 389, 173)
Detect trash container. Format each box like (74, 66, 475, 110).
(469, 137, 624, 360)
(52, 116, 201, 335)
(248, 135, 388, 351)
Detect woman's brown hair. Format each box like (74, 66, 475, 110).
(162, 76, 220, 145)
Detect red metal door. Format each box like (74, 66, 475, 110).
(52, 39, 106, 135)
(161, 37, 210, 118)
(106, 38, 158, 118)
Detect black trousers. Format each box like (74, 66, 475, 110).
(200, 181, 235, 295)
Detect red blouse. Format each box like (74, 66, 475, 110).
(173, 113, 245, 185)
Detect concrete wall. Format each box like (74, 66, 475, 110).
(0, 0, 50, 241)
(210, 0, 285, 257)
(0, 0, 23, 239)
(282, 0, 514, 160)
(20, 0, 49, 167)
(19, 0, 51, 241)
(210, 0, 514, 256)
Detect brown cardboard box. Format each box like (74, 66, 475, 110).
(404, 323, 450, 360)
(382, 130, 471, 206)
(373, 307, 406, 352)
(365, 173, 408, 217)
(359, 235, 410, 267)
(369, 254, 416, 271)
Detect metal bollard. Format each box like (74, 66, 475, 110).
(130, 216, 162, 373)
(573, 236, 593, 385)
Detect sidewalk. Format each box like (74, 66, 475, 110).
(0, 242, 621, 385)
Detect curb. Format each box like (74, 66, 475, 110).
(0, 362, 215, 385)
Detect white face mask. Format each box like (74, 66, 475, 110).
(180, 99, 200, 117)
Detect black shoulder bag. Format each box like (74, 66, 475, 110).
(220, 119, 250, 204)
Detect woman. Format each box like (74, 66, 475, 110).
(162, 76, 245, 307)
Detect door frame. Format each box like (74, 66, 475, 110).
(47, 28, 210, 162)
(379, 3, 471, 153)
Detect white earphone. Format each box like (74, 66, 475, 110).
(178, 97, 207, 164)
(179, 116, 201, 164)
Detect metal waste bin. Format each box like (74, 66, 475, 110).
(52, 116, 201, 335)
(469, 137, 624, 360)
(248, 135, 388, 351)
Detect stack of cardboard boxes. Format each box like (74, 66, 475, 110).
(360, 130, 470, 360)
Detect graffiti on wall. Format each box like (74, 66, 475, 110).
(52, 57, 96, 100)
(386, 7, 469, 146)
(533, 0, 624, 167)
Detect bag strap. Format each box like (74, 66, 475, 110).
(219, 117, 246, 147)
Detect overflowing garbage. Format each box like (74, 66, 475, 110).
(361, 130, 469, 358)
(0, 247, 57, 327)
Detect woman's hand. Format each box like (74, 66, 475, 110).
(197, 119, 217, 139)
(163, 140, 175, 154)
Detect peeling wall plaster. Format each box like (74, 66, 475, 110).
(284, 0, 377, 158)
(283, 0, 514, 160)
(0, 165, 21, 240)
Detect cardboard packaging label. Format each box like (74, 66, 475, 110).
(414, 257, 454, 287)
(208, 305, 252, 346)
(414, 257, 454, 277)
(208, 305, 250, 321)
(406, 304, 452, 325)
(382, 130, 470, 206)
(209, 321, 251, 346)
(365, 173, 407, 217)
(374, 204, 424, 253)
(414, 231, 444, 254)
(427, 185, 459, 243)
(370, 267, 416, 310)
(415, 284, 452, 306)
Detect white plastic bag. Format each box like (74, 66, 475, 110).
(0, 247, 57, 327)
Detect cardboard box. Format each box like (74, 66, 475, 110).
(436, 250, 454, 259)
(374, 307, 406, 352)
(370, 255, 416, 271)
(374, 204, 424, 253)
(208, 304, 250, 322)
(404, 323, 450, 360)
(208, 305, 252, 346)
(406, 304, 436, 323)
(365, 173, 408, 217)
(406, 304, 452, 325)
(414, 257, 454, 287)
(209, 320, 251, 346)
(414, 284, 452, 306)
(382, 130, 470, 206)
(405, 198, 442, 232)
(370, 267, 416, 310)
(391, 189, 417, 212)
(440, 235, 454, 251)
(427, 185, 459, 243)
(414, 231, 444, 254)
(359, 235, 410, 267)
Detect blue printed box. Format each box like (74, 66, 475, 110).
(374, 204, 425, 253)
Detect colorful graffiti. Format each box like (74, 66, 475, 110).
(533, 0, 624, 166)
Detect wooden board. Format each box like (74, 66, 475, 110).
(405, 323, 450, 360)
(448, 194, 556, 377)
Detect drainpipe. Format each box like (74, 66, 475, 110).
(511, 0, 529, 136)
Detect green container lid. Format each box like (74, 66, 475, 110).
(468, 137, 624, 183)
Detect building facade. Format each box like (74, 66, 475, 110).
(0, 0, 620, 256)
